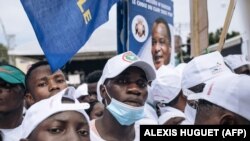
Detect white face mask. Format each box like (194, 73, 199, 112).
(104, 86, 145, 125)
(184, 103, 197, 124)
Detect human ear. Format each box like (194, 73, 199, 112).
(100, 85, 106, 99)
(100, 85, 109, 106)
(25, 93, 35, 108)
(220, 113, 235, 125)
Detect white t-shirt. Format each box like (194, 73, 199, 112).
(89, 120, 105, 141)
(134, 103, 158, 141)
(90, 119, 139, 141)
(181, 103, 196, 125)
(0, 125, 22, 141)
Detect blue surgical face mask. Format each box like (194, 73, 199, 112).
(104, 86, 145, 126)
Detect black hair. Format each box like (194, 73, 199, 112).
(195, 99, 222, 120)
(153, 17, 171, 44)
(25, 61, 49, 92)
(85, 70, 102, 83)
(198, 99, 250, 124)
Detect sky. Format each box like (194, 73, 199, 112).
(173, 0, 243, 43)
(0, 0, 36, 47)
(0, 0, 244, 48)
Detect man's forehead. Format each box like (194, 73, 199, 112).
(47, 71, 65, 79)
(33, 65, 61, 73)
(34, 70, 65, 81)
(154, 23, 168, 31)
(152, 31, 169, 41)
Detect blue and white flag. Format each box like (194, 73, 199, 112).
(21, 0, 119, 72)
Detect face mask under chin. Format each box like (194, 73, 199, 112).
(104, 85, 145, 125)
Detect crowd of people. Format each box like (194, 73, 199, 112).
(1, 17, 250, 141)
(1, 49, 250, 141)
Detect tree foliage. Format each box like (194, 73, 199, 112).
(0, 43, 8, 63)
(208, 28, 240, 45)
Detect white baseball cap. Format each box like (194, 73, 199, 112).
(188, 74, 250, 121)
(150, 66, 181, 104)
(224, 54, 250, 70)
(75, 83, 88, 98)
(175, 63, 187, 76)
(158, 107, 186, 124)
(182, 51, 232, 92)
(21, 87, 90, 139)
(97, 51, 156, 101)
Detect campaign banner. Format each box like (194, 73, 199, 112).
(117, 0, 128, 54)
(127, 0, 174, 67)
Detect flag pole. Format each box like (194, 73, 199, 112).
(190, 0, 208, 57)
(190, 0, 200, 57)
(217, 0, 237, 52)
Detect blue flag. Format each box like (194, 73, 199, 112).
(21, 0, 119, 72)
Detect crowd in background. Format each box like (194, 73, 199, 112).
(1, 17, 250, 141)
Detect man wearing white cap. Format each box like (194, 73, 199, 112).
(77, 70, 102, 103)
(224, 54, 250, 75)
(93, 51, 156, 141)
(75, 83, 89, 102)
(19, 87, 90, 141)
(150, 66, 186, 125)
(189, 74, 250, 125)
(76, 83, 105, 120)
(181, 51, 232, 124)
